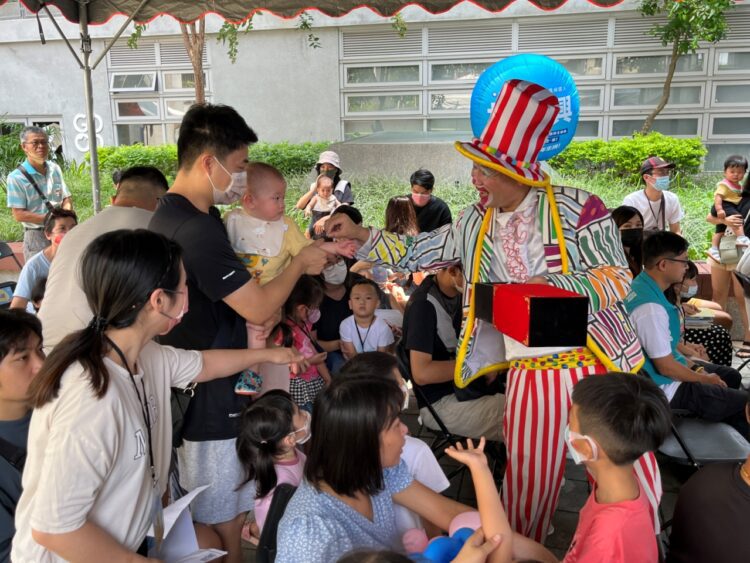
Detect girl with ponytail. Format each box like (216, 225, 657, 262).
(235, 390, 310, 543)
(13, 229, 304, 562)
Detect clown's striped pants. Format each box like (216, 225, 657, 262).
(501, 363, 662, 542)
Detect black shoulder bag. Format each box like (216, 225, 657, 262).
(16, 165, 55, 213)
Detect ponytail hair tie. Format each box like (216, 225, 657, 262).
(89, 315, 109, 333)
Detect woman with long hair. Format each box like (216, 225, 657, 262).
(276, 377, 476, 563)
(12, 229, 303, 562)
(612, 205, 645, 277)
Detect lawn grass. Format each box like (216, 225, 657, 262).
(1, 169, 721, 260)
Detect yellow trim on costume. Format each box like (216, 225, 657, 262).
(454, 141, 550, 188)
(454, 207, 494, 387)
(453, 172, 643, 382)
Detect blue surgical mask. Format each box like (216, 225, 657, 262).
(654, 176, 671, 191)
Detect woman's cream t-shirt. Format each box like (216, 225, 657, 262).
(12, 341, 202, 562)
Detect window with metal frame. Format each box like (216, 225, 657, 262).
(344, 64, 421, 86)
(110, 72, 158, 92)
(612, 85, 702, 108)
(614, 53, 705, 76)
(611, 116, 700, 137)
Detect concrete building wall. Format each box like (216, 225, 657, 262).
(0, 38, 115, 157)
(210, 27, 341, 143)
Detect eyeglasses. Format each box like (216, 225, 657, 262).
(664, 257, 690, 265)
(23, 140, 49, 148)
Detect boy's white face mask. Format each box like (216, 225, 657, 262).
(564, 425, 599, 465)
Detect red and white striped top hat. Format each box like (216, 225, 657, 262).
(455, 79, 560, 186)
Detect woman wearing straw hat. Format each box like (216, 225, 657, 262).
(296, 151, 354, 237)
(327, 79, 660, 542)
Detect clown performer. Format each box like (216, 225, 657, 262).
(327, 78, 661, 542)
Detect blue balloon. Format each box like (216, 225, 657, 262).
(470, 54, 580, 161)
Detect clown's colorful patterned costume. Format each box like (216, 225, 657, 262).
(356, 184, 660, 541)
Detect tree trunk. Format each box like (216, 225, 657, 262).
(641, 38, 681, 134)
(180, 19, 206, 104)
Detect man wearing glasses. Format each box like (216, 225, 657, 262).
(625, 230, 749, 438)
(5, 126, 73, 260)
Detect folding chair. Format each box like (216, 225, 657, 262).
(411, 382, 507, 486)
(256, 483, 297, 563)
(658, 410, 750, 469)
(0, 281, 15, 309)
(0, 241, 22, 270)
(656, 410, 750, 552)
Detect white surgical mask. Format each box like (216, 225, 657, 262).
(399, 382, 410, 410)
(289, 410, 312, 445)
(323, 261, 347, 285)
(209, 158, 246, 205)
(564, 425, 598, 465)
(681, 285, 698, 300)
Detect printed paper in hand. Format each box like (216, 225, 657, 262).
(148, 485, 227, 562)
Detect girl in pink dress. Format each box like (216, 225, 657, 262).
(236, 390, 310, 543)
(273, 275, 330, 411)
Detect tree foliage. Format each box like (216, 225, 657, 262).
(216, 18, 254, 64)
(638, 0, 735, 133)
(297, 11, 321, 48)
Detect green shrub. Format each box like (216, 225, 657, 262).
(0, 121, 25, 189)
(93, 144, 178, 180)
(550, 133, 707, 182)
(91, 141, 331, 181)
(248, 141, 330, 176)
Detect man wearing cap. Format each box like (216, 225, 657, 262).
(623, 156, 683, 233)
(327, 79, 659, 542)
(5, 127, 73, 261)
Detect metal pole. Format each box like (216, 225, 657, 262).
(79, 2, 101, 213)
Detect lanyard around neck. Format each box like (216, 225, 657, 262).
(645, 190, 666, 230)
(355, 320, 373, 352)
(106, 336, 157, 489)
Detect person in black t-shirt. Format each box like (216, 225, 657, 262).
(409, 168, 452, 233)
(149, 103, 327, 562)
(667, 395, 750, 563)
(398, 265, 504, 441)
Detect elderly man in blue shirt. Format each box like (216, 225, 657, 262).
(5, 126, 73, 261)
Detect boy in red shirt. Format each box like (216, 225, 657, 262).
(447, 372, 672, 563)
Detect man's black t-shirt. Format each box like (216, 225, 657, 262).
(667, 462, 750, 563)
(413, 195, 452, 233)
(399, 275, 458, 407)
(149, 193, 252, 442)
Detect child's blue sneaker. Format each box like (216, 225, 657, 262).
(235, 370, 262, 395)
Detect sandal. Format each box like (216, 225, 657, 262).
(736, 341, 750, 358)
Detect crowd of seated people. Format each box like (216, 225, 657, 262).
(2, 102, 749, 563)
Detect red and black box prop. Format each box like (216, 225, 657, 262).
(475, 283, 589, 347)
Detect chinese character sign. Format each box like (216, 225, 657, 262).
(470, 54, 580, 161)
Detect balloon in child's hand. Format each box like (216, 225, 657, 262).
(402, 528, 429, 554)
(448, 511, 481, 537)
(423, 536, 463, 563)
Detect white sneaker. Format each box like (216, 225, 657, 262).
(708, 247, 721, 262)
(737, 235, 750, 246)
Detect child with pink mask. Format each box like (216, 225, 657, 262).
(10, 207, 77, 312)
(225, 162, 354, 395)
